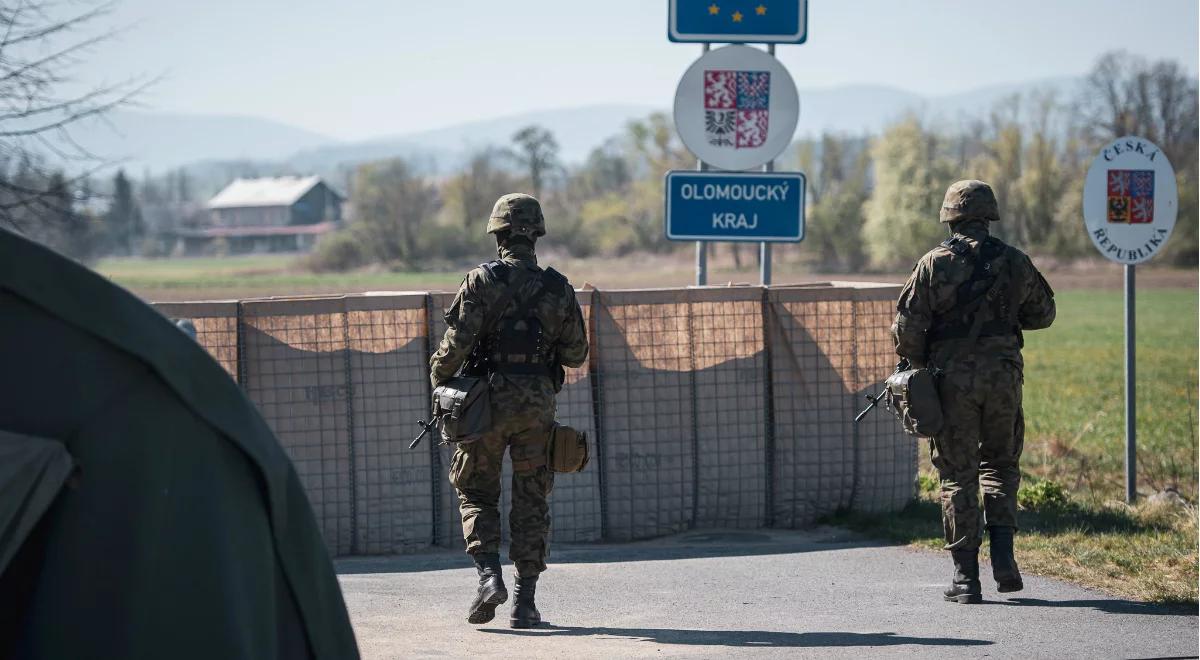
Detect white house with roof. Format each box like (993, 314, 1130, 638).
(175, 176, 343, 255)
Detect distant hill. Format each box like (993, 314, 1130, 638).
(793, 76, 1082, 137)
(288, 104, 658, 173)
(66, 111, 337, 174)
(64, 77, 1085, 179)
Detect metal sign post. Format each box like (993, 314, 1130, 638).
(1124, 264, 1136, 502)
(760, 155, 775, 284)
(760, 43, 776, 286)
(670, 4, 807, 287)
(696, 152, 709, 286)
(1081, 136, 1178, 503)
(696, 42, 709, 287)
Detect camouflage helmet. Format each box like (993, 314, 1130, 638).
(939, 180, 1000, 223)
(487, 193, 546, 238)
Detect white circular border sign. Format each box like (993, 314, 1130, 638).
(673, 45, 799, 171)
(1083, 136, 1178, 265)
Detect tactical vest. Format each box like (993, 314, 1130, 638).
(467, 259, 567, 378)
(927, 235, 1020, 345)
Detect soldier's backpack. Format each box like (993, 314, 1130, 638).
(481, 263, 567, 384)
(430, 263, 524, 445)
(884, 235, 1019, 438)
(431, 261, 565, 445)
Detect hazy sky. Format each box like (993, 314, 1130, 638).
(79, 0, 1198, 141)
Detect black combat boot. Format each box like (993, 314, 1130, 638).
(988, 526, 1024, 593)
(467, 553, 508, 624)
(943, 549, 983, 604)
(510, 575, 541, 629)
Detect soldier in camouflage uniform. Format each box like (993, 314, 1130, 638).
(430, 193, 589, 628)
(892, 180, 1056, 604)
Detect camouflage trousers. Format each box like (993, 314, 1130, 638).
(449, 404, 555, 578)
(929, 358, 1024, 551)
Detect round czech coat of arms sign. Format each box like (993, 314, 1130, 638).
(1083, 136, 1178, 265)
(673, 45, 800, 171)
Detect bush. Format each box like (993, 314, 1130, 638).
(305, 231, 367, 272)
(1019, 476, 1070, 511)
(140, 234, 170, 258)
(916, 472, 939, 495)
(207, 236, 230, 258)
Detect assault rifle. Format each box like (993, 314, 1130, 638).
(853, 358, 910, 423)
(409, 418, 437, 449)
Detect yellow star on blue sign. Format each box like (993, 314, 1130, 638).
(671, 0, 805, 44)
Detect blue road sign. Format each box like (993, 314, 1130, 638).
(666, 171, 805, 242)
(669, 0, 807, 44)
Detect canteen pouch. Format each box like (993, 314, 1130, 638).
(432, 376, 491, 444)
(546, 423, 589, 473)
(884, 367, 944, 437)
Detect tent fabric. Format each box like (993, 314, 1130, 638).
(0, 431, 73, 575)
(0, 227, 359, 660)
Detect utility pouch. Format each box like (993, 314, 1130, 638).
(432, 376, 491, 444)
(546, 423, 589, 473)
(884, 367, 944, 437)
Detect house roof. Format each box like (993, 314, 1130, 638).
(207, 176, 341, 209)
(174, 221, 338, 239)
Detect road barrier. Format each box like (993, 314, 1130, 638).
(155, 282, 915, 557)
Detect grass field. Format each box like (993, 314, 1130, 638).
(98, 253, 803, 300)
(833, 288, 1198, 605)
(95, 254, 464, 299)
(97, 253, 1198, 301)
(1023, 289, 1198, 501)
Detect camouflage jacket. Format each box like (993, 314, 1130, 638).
(892, 220, 1056, 370)
(430, 243, 589, 396)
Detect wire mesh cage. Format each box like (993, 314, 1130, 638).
(155, 281, 916, 557)
(593, 289, 696, 540)
(153, 301, 240, 381)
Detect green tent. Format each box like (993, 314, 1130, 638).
(0, 227, 359, 659)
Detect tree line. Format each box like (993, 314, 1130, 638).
(6, 49, 1196, 272)
(311, 50, 1196, 273)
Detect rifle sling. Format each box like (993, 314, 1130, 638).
(956, 246, 1016, 354)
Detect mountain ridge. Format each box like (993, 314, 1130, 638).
(68, 76, 1085, 176)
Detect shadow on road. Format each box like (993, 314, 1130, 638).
(337, 529, 888, 575)
(480, 625, 993, 649)
(997, 597, 1197, 617)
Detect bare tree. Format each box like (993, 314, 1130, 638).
(510, 125, 560, 198)
(352, 157, 438, 267)
(444, 146, 518, 230)
(0, 0, 146, 241)
(1081, 51, 1199, 165)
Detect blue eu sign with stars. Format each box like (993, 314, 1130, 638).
(665, 171, 805, 242)
(669, 0, 807, 44)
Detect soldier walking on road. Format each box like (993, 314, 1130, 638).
(892, 180, 1056, 604)
(430, 193, 589, 627)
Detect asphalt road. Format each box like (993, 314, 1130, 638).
(337, 527, 1198, 660)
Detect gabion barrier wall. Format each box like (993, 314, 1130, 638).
(155, 283, 915, 557)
